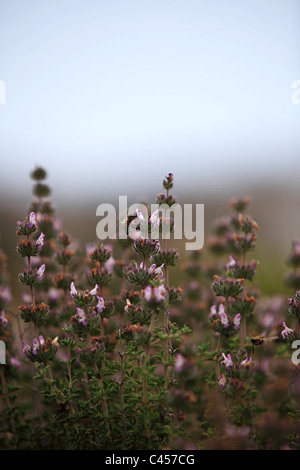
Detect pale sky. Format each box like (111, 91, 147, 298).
(0, 0, 299, 204)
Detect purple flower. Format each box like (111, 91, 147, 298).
(22, 293, 32, 304)
(150, 209, 160, 227)
(153, 263, 164, 279)
(35, 232, 45, 248)
(240, 355, 253, 367)
(143, 285, 152, 302)
(0, 286, 12, 304)
(53, 217, 63, 232)
(29, 212, 36, 226)
(175, 354, 185, 373)
(220, 311, 229, 328)
(0, 310, 8, 328)
(218, 304, 225, 315)
(89, 284, 98, 296)
(218, 374, 227, 388)
(153, 284, 166, 303)
(233, 313, 241, 330)
(22, 341, 30, 356)
(10, 357, 21, 369)
(221, 353, 233, 370)
(209, 305, 217, 319)
(76, 308, 87, 326)
(281, 321, 293, 339)
(70, 282, 77, 297)
(293, 241, 300, 255)
(105, 257, 115, 273)
(148, 264, 157, 274)
(28, 256, 41, 268)
(96, 296, 106, 314)
(226, 255, 237, 270)
(48, 288, 60, 303)
(36, 264, 45, 281)
(136, 209, 145, 223)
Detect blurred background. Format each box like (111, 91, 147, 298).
(0, 0, 300, 297)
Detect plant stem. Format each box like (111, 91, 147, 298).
(215, 333, 223, 378)
(93, 360, 110, 438)
(163, 261, 169, 387)
(0, 367, 16, 434)
(241, 313, 247, 347)
(143, 343, 151, 441)
(118, 331, 127, 448)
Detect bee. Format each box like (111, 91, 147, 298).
(251, 335, 279, 353)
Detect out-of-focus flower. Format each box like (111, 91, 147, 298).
(53, 216, 63, 232)
(143, 285, 152, 302)
(29, 212, 36, 226)
(240, 355, 254, 368)
(22, 341, 30, 355)
(48, 288, 60, 303)
(105, 256, 115, 273)
(225, 425, 251, 439)
(209, 305, 217, 319)
(124, 299, 132, 314)
(226, 255, 237, 270)
(52, 337, 60, 348)
(153, 285, 166, 302)
(21, 293, 32, 304)
(136, 209, 145, 222)
(0, 286, 12, 304)
(29, 256, 41, 268)
(150, 209, 160, 227)
(233, 313, 241, 330)
(281, 321, 293, 339)
(36, 264, 45, 281)
(218, 373, 227, 388)
(142, 284, 167, 303)
(10, 357, 21, 369)
(175, 353, 185, 373)
(36, 232, 45, 248)
(0, 310, 8, 328)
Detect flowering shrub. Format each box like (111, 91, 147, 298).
(0, 168, 300, 450)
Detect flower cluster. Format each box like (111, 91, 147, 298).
(22, 336, 58, 362)
(209, 303, 241, 336)
(220, 352, 254, 379)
